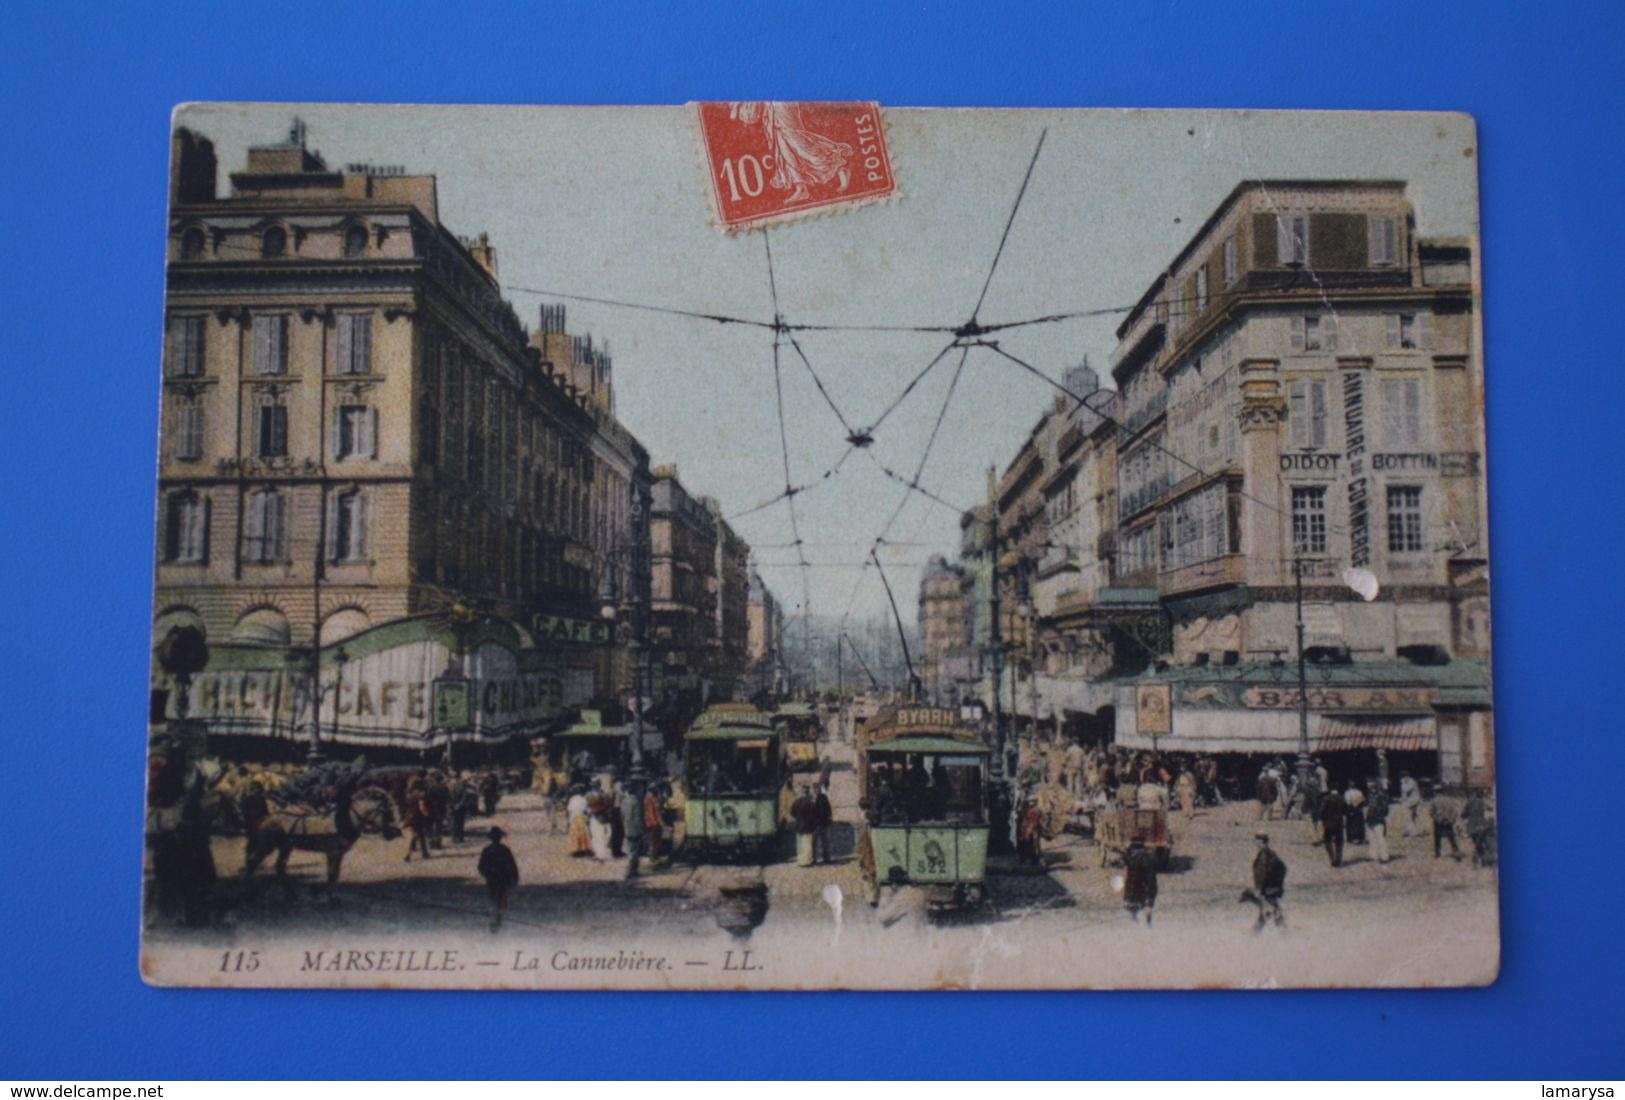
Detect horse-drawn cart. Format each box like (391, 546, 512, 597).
(1095, 806, 1172, 869)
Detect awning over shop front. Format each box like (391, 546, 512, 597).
(1315, 715, 1436, 753)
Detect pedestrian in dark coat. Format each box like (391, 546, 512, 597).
(621, 779, 649, 878)
(1319, 789, 1347, 867)
(813, 787, 834, 864)
(1244, 832, 1287, 930)
(1256, 771, 1279, 820)
(477, 827, 519, 932)
(1122, 837, 1159, 924)
(792, 787, 819, 867)
(426, 771, 449, 849)
(1464, 791, 1493, 867)
(447, 773, 473, 844)
(404, 785, 433, 862)
(479, 770, 501, 817)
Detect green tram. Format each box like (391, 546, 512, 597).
(858, 705, 992, 910)
(682, 703, 784, 861)
(774, 701, 822, 772)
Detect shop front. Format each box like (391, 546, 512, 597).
(151, 615, 565, 763)
(1114, 659, 1492, 789)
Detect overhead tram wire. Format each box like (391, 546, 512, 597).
(763, 229, 816, 643)
(837, 128, 1051, 630)
(840, 343, 971, 624)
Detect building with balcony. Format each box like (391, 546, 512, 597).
(746, 569, 785, 700)
(707, 500, 752, 700)
(1107, 180, 1492, 787)
(152, 122, 654, 761)
(649, 466, 718, 708)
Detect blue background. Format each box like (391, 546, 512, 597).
(4, 0, 1622, 1080)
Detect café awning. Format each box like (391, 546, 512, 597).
(1314, 715, 1435, 753)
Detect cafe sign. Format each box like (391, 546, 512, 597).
(529, 613, 614, 646)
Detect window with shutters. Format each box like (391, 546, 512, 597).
(251, 315, 288, 376)
(1382, 378, 1423, 447)
(167, 316, 205, 378)
(335, 404, 376, 460)
(1277, 214, 1308, 266)
(180, 227, 206, 260)
(335, 313, 373, 375)
(1369, 216, 1399, 267)
(1386, 485, 1424, 553)
(1291, 486, 1327, 555)
(255, 399, 288, 458)
(1385, 312, 1432, 350)
(343, 223, 369, 258)
(163, 492, 208, 563)
(1195, 266, 1209, 313)
(1221, 235, 1238, 288)
(261, 225, 287, 258)
(1290, 314, 1337, 354)
(243, 488, 286, 563)
(172, 395, 204, 461)
(1288, 379, 1330, 448)
(329, 490, 368, 563)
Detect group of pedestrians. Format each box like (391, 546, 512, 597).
(564, 772, 673, 876)
(1252, 762, 1495, 870)
(790, 782, 835, 866)
(401, 768, 503, 862)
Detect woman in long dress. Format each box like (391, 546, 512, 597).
(566, 787, 592, 857)
(587, 785, 615, 862)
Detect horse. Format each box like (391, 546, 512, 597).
(242, 786, 398, 897)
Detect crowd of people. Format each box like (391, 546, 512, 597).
(1252, 759, 1496, 870)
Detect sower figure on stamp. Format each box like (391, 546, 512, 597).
(1241, 832, 1288, 931)
(477, 827, 519, 933)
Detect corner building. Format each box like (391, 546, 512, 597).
(1109, 180, 1492, 787)
(153, 124, 651, 759)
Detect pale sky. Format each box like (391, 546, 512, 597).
(176, 104, 1479, 623)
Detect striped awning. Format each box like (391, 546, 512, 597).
(1315, 715, 1435, 753)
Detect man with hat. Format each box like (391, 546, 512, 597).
(1246, 832, 1288, 930)
(621, 771, 650, 879)
(476, 826, 519, 933)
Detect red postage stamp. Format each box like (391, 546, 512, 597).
(694, 101, 897, 231)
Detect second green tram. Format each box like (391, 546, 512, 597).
(858, 705, 992, 910)
(682, 703, 784, 860)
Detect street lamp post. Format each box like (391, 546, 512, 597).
(1293, 556, 1313, 794)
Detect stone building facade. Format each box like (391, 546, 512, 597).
(648, 467, 718, 702)
(930, 179, 1491, 786)
(152, 123, 654, 758)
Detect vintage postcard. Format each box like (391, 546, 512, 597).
(144, 103, 1497, 989)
